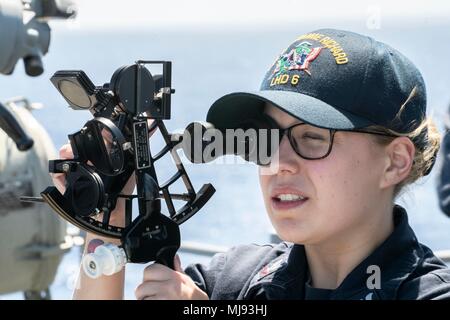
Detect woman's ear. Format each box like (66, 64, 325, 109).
(380, 137, 415, 189)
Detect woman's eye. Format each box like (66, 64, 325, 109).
(302, 132, 326, 141)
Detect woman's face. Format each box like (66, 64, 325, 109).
(259, 105, 390, 245)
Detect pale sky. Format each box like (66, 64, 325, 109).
(50, 0, 450, 31)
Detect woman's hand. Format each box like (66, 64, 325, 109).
(135, 255, 209, 300)
(51, 119, 156, 227)
(51, 143, 74, 195)
(52, 143, 136, 195)
(52, 119, 156, 196)
(51, 143, 136, 228)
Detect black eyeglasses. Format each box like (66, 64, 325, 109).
(275, 123, 397, 160)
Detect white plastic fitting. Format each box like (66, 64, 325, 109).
(82, 243, 127, 279)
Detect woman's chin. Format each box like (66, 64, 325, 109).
(273, 220, 313, 244)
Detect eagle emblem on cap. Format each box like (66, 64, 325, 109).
(273, 41, 322, 76)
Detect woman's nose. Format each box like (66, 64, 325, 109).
(269, 135, 300, 175)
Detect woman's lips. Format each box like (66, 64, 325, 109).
(271, 196, 308, 210)
(270, 189, 309, 211)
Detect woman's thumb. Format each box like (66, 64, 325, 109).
(174, 254, 182, 272)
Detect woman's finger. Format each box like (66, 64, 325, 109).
(51, 144, 74, 194)
(135, 280, 165, 300)
(142, 263, 173, 282)
(51, 172, 66, 193)
(174, 254, 182, 273)
(59, 143, 74, 159)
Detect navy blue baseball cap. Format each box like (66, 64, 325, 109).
(206, 28, 427, 134)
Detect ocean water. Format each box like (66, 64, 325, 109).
(1, 21, 450, 299)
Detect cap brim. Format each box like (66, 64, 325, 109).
(207, 90, 374, 130)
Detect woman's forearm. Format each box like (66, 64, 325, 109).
(72, 232, 125, 300)
(73, 202, 127, 300)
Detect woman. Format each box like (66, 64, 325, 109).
(55, 28, 450, 299)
